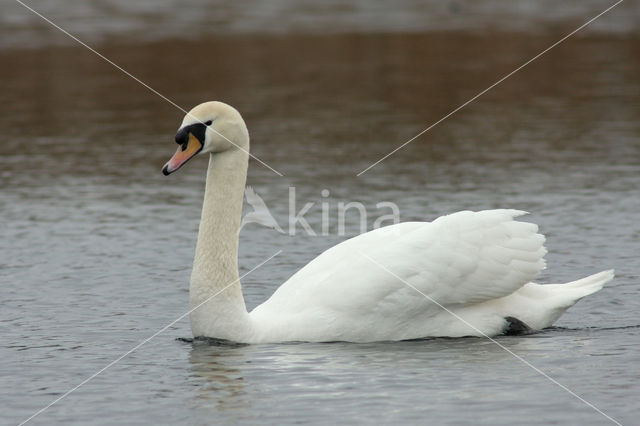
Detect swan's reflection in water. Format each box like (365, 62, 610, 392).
(185, 335, 562, 421)
(188, 338, 250, 415)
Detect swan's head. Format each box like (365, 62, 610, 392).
(162, 101, 248, 175)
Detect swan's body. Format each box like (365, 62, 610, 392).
(163, 101, 613, 343)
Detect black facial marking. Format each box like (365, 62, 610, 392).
(175, 122, 207, 147)
(175, 127, 189, 145)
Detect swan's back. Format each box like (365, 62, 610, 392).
(249, 209, 549, 342)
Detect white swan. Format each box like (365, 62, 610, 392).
(162, 101, 614, 343)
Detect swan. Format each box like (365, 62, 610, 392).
(162, 101, 614, 343)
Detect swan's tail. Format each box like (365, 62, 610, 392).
(541, 269, 614, 326)
(513, 270, 614, 330)
(561, 269, 614, 299)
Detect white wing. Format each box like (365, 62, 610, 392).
(250, 209, 546, 341)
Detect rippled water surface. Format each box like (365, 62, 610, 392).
(1, 2, 639, 425)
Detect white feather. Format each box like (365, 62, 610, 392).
(249, 209, 594, 342)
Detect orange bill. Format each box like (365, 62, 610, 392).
(162, 132, 203, 175)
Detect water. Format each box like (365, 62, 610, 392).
(2, 2, 639, 425)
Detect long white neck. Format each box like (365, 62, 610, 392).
(189, 147, 252, 340)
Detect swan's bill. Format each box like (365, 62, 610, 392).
(162, 132, 203, 175)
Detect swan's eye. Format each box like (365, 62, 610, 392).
(205, 120, 212, 126)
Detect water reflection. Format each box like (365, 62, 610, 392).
(188, 341, 249, 415)
(186, 336, 555, 415)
